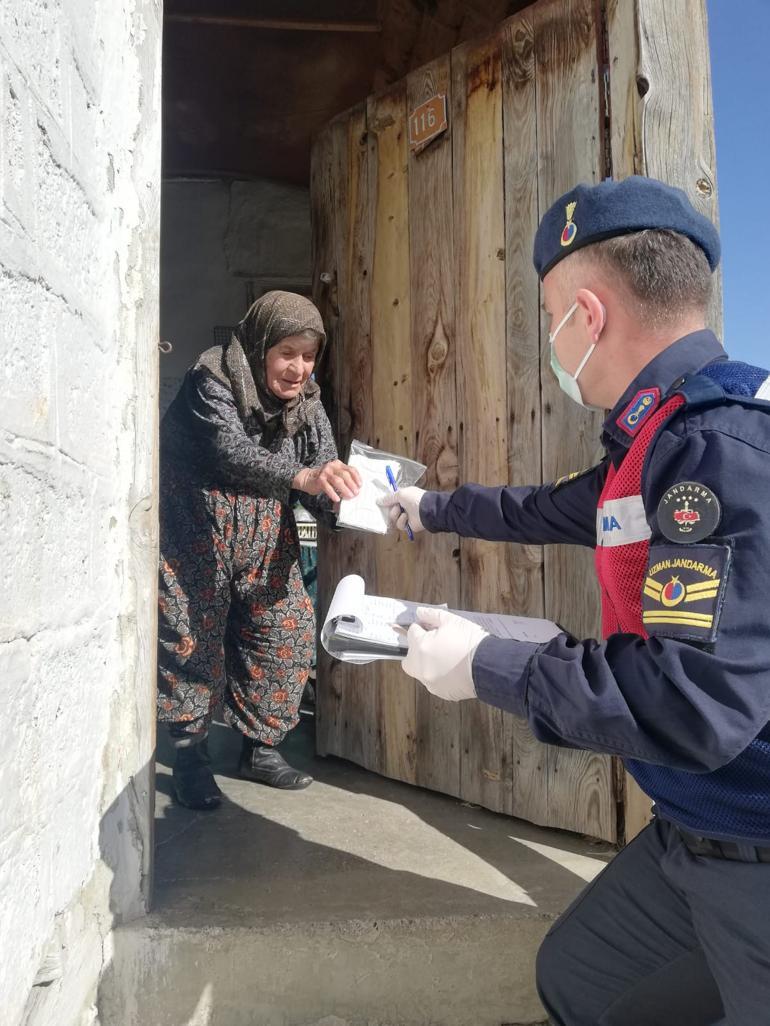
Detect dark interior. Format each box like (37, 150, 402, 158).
(163, 0, 531, 184)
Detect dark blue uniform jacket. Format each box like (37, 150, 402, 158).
(420, 331, 770, 842)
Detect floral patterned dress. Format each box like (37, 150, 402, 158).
(157, 367, 336, 745)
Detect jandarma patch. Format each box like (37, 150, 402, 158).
(616, 387, 660, 437)
(642, 543, 731, 642)
(656, 480, 721, 544)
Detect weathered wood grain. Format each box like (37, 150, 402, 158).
(367, 81, 419, 784)
(605, 0, 654, 844)
(534, 0, 616, 842)
(452, 31, 510, 812)
(311, 118, 346, 759)
(606, 0, 722, 335)
(406, 54, 463, 798)
(336, 106, 376, 456)
(308, 0, 716, 844)
(639, 0, 721, 338)
(343, 107, 382, 771)
(606, 0, 642, 185)
(624, 773, 654, 840)
(335, 107, 384, 772)
(311, 123, 340, 440)
(501, 9, 551, 824)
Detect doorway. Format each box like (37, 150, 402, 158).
(157, 0, 719, 854)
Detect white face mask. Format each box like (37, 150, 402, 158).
(548, 301, 597, 408)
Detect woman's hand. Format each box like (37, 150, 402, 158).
(293, 461, 362, 504)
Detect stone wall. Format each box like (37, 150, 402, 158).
(0, 3, 161, 1024)
(159, 178, 311, 413)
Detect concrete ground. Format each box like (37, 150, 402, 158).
(99, 714, 614, 1026)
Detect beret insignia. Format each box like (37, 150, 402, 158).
(560, 201, 578, 248)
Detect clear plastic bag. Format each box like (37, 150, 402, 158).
(336, 440, 427, 535)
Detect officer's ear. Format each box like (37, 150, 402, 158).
(575, 288, 607, 343)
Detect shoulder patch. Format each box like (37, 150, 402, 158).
(656, 481, 721, 544)
(616, 387, 661, 437)
(642, 543, 731, 643)
(553, 464, 597, 490)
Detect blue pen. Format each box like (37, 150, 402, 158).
(385, 464, 414, 541)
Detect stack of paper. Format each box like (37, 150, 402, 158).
(321, 575, 433, 663)
(322, 575, 563, 664)
(336, 453, 399, 534)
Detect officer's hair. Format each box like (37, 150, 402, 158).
(574, 230, 713, 326)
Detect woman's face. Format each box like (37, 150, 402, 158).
(265, 334, 320, 400)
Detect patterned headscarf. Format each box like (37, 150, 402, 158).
(197, 291, 326, 438)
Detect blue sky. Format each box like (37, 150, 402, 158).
(708, 0, 769, 362)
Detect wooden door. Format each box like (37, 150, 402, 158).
(311, 0, 719, 844)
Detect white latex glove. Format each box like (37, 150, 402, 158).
(402, 607, 488, 701)
(378, 486, 426, 535)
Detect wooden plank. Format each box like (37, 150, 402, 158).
(638, 0, 721, 337)
(534, 0, 616, 842)
(500, 8, 552, 824)
(165, 14, 382, 32)
(334, 108, 369, 453)
(311, 0, 655, 842)
(367, 81, 419, 784)
(312, 109, 384, 772)
(606, 0, 722, 335)
(624, 773, 653, 840)
(605, 0, 654, 845)
(333, 106, 382, 772)
(406, 54, 462, 798)
(606, 0, 642, 185)
(310, 119, 345, 759)
(451, 30, 509, 813)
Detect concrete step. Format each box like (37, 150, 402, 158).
(98, 719, 613, 1026)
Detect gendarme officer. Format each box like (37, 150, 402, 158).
(383, 176, 770, 1026)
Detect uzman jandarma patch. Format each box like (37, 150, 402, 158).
(642, 543, 731, 642)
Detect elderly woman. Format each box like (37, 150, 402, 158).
(157, 291, 359, 810)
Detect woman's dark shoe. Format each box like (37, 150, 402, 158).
(239, 737, 313, 790)
(171, 736, 223, 810)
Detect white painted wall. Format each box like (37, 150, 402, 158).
(160, 178, 311, 413)
(0, 2, 161, 1025)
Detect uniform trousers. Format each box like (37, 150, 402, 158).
(537, 816, 770, 1026)
(157, 468, 315, 745)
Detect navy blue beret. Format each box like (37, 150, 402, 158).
(532, 175, 720, 279)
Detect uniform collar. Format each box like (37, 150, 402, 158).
(602, 330, 726, 455)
